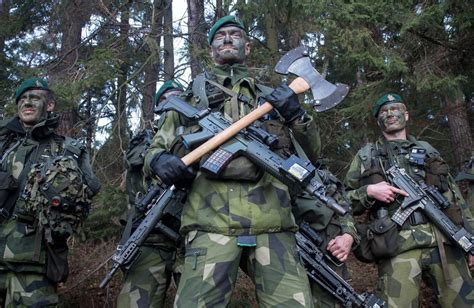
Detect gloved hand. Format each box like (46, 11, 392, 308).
(265, 83, 305, 122)
(151, 152, 196, 187)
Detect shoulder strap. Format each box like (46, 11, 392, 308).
(414, 140, 440, 158)
(63, 137, 84, 161)
(192, 74, 210, 110)
(358, 143, 376, 170)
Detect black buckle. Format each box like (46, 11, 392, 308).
(0, 208, 10, 223)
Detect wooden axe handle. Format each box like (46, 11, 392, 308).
(181, 77, 310, 166)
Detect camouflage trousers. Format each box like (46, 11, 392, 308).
(117, 245, 183, 308)
(0, 270, 57, 307)
(174, 231, 313, 307)
(376, 244, 474, 307)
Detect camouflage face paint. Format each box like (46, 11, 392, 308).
(210, 25, 249, 65)
(17, 89, 50, 127)
(377, 103, 407, 133)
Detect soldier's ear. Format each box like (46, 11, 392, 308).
(46, 99, 55, 112)
(208, 46, 214, 58)
(245, 41, 251, 57)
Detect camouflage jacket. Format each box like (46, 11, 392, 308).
(122, 128, 179, 246)
(0, 115, 100, 272)
(345, 135, 473, 253)
(144, 64, 321, 236)
(292, 167, 360, 248)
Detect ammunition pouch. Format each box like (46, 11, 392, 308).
(45, 240, 69, 283)
(260, 120, 293, 158)
(354, 216, 399, 263)
(0, 171, 18, 223)
(360, 165, 385, 187)
(425, 157, 449, 193)
(169, 125, 201, 158)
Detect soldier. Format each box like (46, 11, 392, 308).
(455, 155, 474, 214)
(144, 15, 321, 307)
(345, 93, 474, 307)
(293, 170, 359, 308)
(0, 77, 100, 306)
(117, 80, 184, 308)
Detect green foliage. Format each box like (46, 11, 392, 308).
(82, 186, 128, 240)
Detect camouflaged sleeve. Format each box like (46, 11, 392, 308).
(447, 174, 474, 233)
(289, 112, 321, 164)
(78, 150, 101, 196)
(337, 213, 360, 246)
(327, 172, 360, 246)
(344, 152, 376, 216)
(143, 110, 183, 180)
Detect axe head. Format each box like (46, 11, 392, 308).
(275, 46, 350, 112)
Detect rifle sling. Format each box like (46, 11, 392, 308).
(434, 227, 451, 282)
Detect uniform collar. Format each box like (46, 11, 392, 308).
(212, 64, 250, 85)
(2, 114, 60, 140)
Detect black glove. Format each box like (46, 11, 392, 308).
(265, 83, 305, 122)
(151, 152, 196, 187)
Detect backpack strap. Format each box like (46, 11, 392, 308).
(414, 140, 440, 158)
(357, 143, 376, 171)
(63, 137, 84, 161)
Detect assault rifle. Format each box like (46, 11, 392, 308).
(99, 186, 185, 288)
(386, 165, 474, 255)
(100, 95, 347, 288)
(296, 222, 386, 308)
(157, 96, 347, 216)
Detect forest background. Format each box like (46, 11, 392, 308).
(0, 0, 472, 306)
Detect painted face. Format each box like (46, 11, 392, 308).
(17, 89, 53, 127)
(209, 25, 250, 65)
(377, 102, 408, 133)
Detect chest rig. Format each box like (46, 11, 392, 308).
(358, 137, 452, 226)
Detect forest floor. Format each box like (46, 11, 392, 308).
(59, 239, 441, 307)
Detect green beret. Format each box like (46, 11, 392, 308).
(208, 15, 245, 44)
(15, 77, 50, 103)
(154, 80, 184, 105)
(372, 93, 402, 117)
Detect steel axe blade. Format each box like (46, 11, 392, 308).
(275, 46, 349, 112)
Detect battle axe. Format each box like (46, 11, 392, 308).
(180, 46, 349, 166)
(275, 46, 349, 112)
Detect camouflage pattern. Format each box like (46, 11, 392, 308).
(376, 243, 474, 307)
(174, 231, 312, 307)
(0, 115, 100, 303)
(0, 270, 58, 307)
(118, 127, 183, 308)
(16, 156, 92, 240)
(293, 168, 358, 308)
(144, 64, 321, 236)
(345, 135, 474, 305)
(144, 63, 319, 305)
(456, 155, 474, 215)
(117, 245, 183, 308)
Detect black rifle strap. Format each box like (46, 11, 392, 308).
(119, 207, 136, 246)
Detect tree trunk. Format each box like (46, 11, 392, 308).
(444, 92, 473, 170)
(163, 0, 175, 80)
(187, 0, 206, 78)
(0, 0, 9, 115)
(142, 0, 164, 127)
(116, 3, 131, 150)
(50, 0, 93, 137)
(263, 3, 280, 84)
